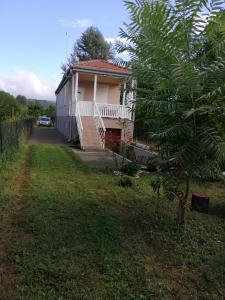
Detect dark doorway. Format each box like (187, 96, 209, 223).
(105, 128, 121, 152)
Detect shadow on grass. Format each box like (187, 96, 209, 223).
(209, 203, 225, 219)
(17, 192, 153, 299)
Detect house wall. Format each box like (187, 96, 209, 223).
(56, 79, 72, 117)
(108, 85, 121, 104)
(78, 81, 121, 105)
(103, 118, 134, 143)
(56, 78, 76, 140)
(57, 116, 78, 141)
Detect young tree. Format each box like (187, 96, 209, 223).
(61, 27, 115, 72)
(119, 0, 225, 224)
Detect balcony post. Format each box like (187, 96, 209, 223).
(93, 74, 98, 102)
(122, 82, 126, 106)
(131, 79, 137, 121)
(71, 75, 75, 116)
(93, 74, 98, 116)
(75, 72, 79, 116)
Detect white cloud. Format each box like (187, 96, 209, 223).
(106, 37, 128, 44)
(0, 69, 56, 100)
(106, 37, 130, 61)
(106, 38, 117, 44)
(59, 18, 92, 29)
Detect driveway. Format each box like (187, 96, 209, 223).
(28, 128, 68, 145)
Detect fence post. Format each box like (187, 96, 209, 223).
(0, 122, 3, 154)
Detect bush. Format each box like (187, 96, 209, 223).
(120, 161, 140, 176)
(146, 158, 158, 172)
(119, 176, 133, 188)
(150, 176, 163, 198)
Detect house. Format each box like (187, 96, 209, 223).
(55, 60, 136, 151)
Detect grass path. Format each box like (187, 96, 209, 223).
(0, 146, 32, 299)
(0, 144, 225, 299)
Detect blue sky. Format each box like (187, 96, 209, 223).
(0, 0, 129, 100)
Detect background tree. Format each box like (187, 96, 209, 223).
(45, 104, 56, 123)
(72, 26, 114, 61)
(0, 91, 24, 121)
(16, 94, 27, 106)
(28, 101, 44, 120)
(119, 0, 225, 224)
(61, 27, 115, 71)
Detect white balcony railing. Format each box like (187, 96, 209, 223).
(78, 101, 94, 116)
(74, 101, 132, 120)
(97, 103, 132, 120)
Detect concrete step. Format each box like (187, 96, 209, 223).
(80, 116, 103, 150)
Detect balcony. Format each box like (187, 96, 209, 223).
(73, 101, 133, 121)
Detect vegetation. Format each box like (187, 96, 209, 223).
(119, 175, 133, 187)
(0, 144, 224, 299)
(0, 119, 33, 159)
(118, 0, 225, 223)
(45, 104, 56, 123)
(120, 161, 140, 176)
(61, 26, 115, 72)
(0, 90, 56, 121)
(16, 94, 27, 106)
(0, 91, 26, 121)
(27, 101, 45, 120)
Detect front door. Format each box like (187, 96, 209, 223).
(105, 128, 121, 153)
(78, 87, 85, 101)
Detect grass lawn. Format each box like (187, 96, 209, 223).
(1, 144, 225, 299)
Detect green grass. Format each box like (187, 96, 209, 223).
(0, 144, 28, 238)
(1, 144, 225, 299)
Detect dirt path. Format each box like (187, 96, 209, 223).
(0, 146, 32, 300)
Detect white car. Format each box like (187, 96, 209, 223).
(38, 116, 52, 127)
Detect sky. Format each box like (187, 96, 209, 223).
(0, 0, 129, 101)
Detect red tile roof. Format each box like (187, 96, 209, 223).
(73, 60, 132, 75)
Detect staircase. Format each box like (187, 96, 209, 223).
(76, 101, 106, 151)
(80, 117, 103, 150)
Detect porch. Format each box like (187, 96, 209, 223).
(70, 71, 135, 121)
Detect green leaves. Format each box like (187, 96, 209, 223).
(120, 0, 225, 179)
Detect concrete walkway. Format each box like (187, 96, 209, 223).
(29, 128, 68, 145)
(72, 149, 127, 169)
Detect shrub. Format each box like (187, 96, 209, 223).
(146, 158, 158, 172)
(150, 176, 163, 198)
(119, 176, 133, 188)
(120, 161, 140, 176)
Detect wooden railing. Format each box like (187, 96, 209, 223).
(97, 103, 132, 120)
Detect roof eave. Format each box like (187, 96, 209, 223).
(72, 66, 132, 77)
(55, 66, 132, 95)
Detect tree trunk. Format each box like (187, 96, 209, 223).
(177, 200, 185, 224)
(177, 174, 190, 225)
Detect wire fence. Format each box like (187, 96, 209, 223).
(0, 119, 33, 157)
